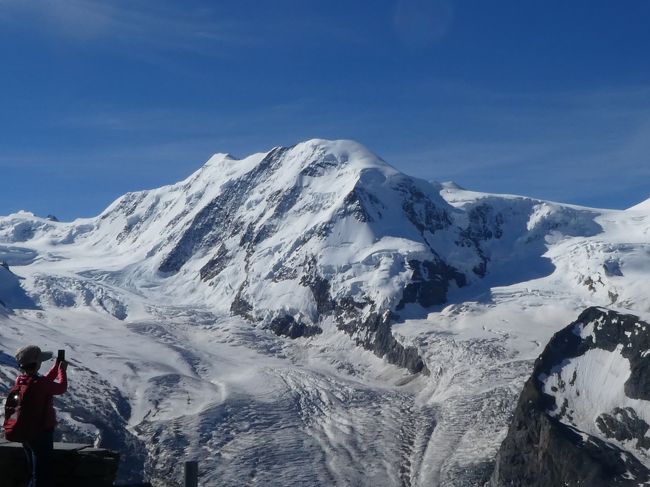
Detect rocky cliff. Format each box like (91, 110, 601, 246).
(489, 307, 650, 486)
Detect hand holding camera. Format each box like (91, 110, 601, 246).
(57, 349, 68, 371)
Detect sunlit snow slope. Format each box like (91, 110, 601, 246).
(0, 139, 649, 486)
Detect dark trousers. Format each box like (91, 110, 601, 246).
(23, 429, 54, 487)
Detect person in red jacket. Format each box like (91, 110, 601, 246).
(14, 345, 68, 487)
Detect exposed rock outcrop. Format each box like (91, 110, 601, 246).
(489, 307, 650, 486)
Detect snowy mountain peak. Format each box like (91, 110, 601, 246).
(206, 152, 237, 162)
(139, 139, 479, 370)
(439, 181, 466, 191)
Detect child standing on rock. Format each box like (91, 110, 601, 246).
(13, 345, 68, 487)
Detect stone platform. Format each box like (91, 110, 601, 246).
(0, 438, 119, 486)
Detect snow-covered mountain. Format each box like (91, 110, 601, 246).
(0, 139, 649, 486)
(2, 140, 489, 372)
(94, 140, 488, 371)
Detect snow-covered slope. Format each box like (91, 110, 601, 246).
(628, 197, 650, 211)
(0, 139, 649, 486)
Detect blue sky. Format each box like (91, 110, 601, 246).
(1, 0, 649, 220)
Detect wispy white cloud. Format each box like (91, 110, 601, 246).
(0, 0, 255, 55)
(0, 0, 378, 57)
(384, 85, 650, 208)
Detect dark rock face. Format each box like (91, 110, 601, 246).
(397, 259, 465, 310)
(578, 309, 650, 401)
(489, 307, 650, 486)
(335, 302, 428, 375)
(268, 315, 322, 339)
(529, 307, 650, 402)
(299, 151, 348, 177)
(458, 203, 505, 277)
(230, 283, 254, 321)
(596, 408, 650, 450)
(396, 178, 452, 234)
(199, 244, 229, 281)
(352, 311, 428, 375)
(341, 187, 374, 223)
(159, 147, 290, 275)
(298, 259, 430, 373)
(228, 258, 430, 373)
(463, 203, 504, 242)
(489, 382, 650, 487)
(299, 259, 335, 315)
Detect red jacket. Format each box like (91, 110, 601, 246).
(15, 362, 67, 432)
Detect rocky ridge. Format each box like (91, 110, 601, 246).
(490, 307, 650, 486)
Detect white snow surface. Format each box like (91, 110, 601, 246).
(542, 345, 650, 464)
(0, 139, 649, 486)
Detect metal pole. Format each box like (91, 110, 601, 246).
(185, 460, 198, 487)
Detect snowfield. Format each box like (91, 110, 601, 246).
(0, 139, 649, 486)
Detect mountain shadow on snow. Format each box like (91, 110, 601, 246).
(0, 264, 38, 310)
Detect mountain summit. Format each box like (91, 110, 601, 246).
(84, 139, 490, 371)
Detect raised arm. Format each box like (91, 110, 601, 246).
(44, 362, 59, 380)
(46, 361, 68, 395)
